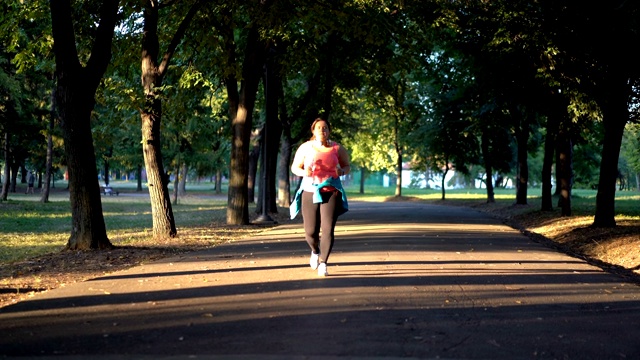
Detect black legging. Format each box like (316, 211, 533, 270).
(301, 190, 339, 264)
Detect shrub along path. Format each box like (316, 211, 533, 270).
(1, 201, 639, 359)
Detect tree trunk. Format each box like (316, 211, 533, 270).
(140, 69, 176, 236)
(553, 149, 561, 196)
(556, 129, 572, 216)
(263, 55, 282, 214)
(103, 160, 109, 186)
(1, 132, 9, 201)
(141, 104, 177, 237)
(215, 169, 222, 194)
(248, 128, 261, 204)
(172, 162, 179, 206)
(359, 167, 366, 194)
(61, 104, 111, 250)
(178, 163, 187, 196)
(277, 78, 293, 208)
(226, 26, 265, 225)
(140, 0, 175, 238)
(136, 164, 143, 191)
(541, 115, 558, 211)
(267, 132, 281, 213)
(593, 76, 629, 227)
(484, 167, 495, 203)
(441, 163, 449, 201)
(139, 0, 203, 236)
(9, 162, 18, 193)
(395, 150, 402, 197)
(394, 117, 402, 198)
(20, 166, 27, 184)
(255, 132, 265, 215)
(481, 129, 495, 203)
(50, 0, 118, 250)
(514, 120, 529, 205)
(41, 105, 55, 203)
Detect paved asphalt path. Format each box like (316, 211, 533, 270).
(2, 201, 640, 360)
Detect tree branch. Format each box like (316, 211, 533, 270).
(157, 0, 205, 80)
(49, 0, 81, 75)
(85, 0, 120, 91)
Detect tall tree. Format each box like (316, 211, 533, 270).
(50, 0, 119, 249)
(139, 0, 204, 238)
(204, 3, 269, 225)
(543, 0, 639, 227)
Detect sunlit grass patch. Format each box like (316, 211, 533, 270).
(0, 232, 68, 264)
(0, 194, 231, 264)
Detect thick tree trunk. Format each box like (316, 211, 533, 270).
(141, 106, 177, 238)
(61, 99, 111, 249)
(140, 59, 176, 237)
(140, 0, 176, 238)
(50, 0, 117, 250)
(593, 77, 629, 227)
(227, 102, 255, 224)
(226, 27, 264, 225)
(139, 0, 203, 235)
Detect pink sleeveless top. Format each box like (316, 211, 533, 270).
(303, 141, 340, 185)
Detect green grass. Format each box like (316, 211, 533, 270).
(0, 181, 228, 264)
(2, 180, 638, 264)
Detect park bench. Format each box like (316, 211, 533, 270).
(100, 185, 119, 196)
